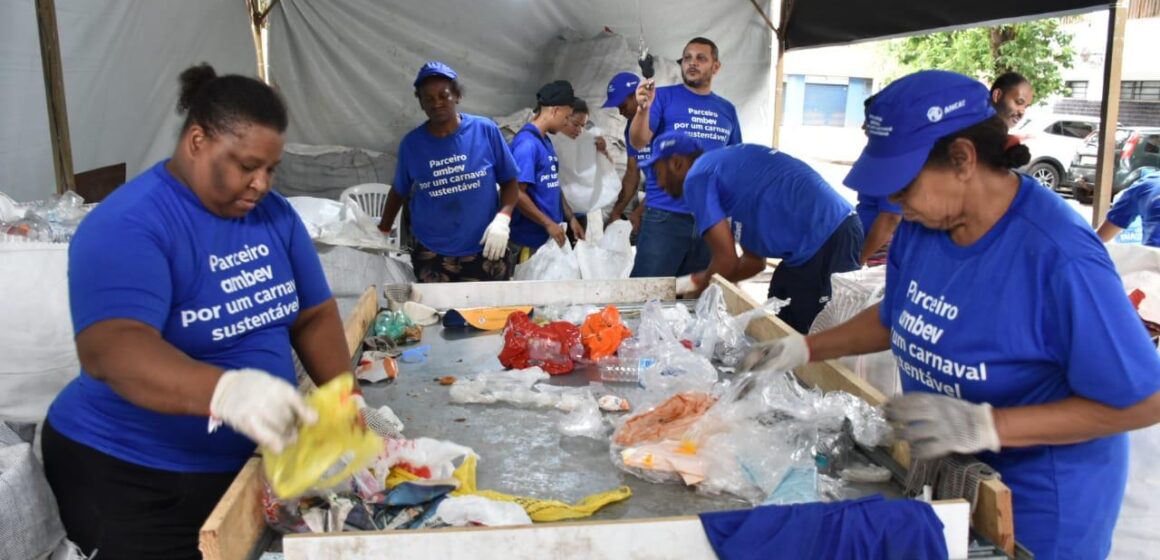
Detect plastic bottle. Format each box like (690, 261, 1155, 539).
(597, 354, 657, 383)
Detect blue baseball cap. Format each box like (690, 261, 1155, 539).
(602, 72, 641, 108)
(413, 61, 457, 88)
(844, 70, 997, 197)
(640, 131, 703, 168)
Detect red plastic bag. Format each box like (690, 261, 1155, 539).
(498, 312, 582, 374)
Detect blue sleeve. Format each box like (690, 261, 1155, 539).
(648, 89, 664, 135)
(392, 139, 413, 197)
(281, 198, 332, 310)
(878, 195, 902, 215)
(727, 105, 743, 145)
(685, 169, 727, 236)
(69, 217, 172, 334)
(1106, 186, 1139, 228)
(1048, 255, 1160, 408)
(510, 136, 538, 185)
(879, 223, 911, 327)
(490, 124, 520, 183)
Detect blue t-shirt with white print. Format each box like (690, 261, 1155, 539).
(644, 84, 741, 214)
(394, 113, 520, 256)
(681, 144, 853, 266)
(879, 174, 1160, 559)
(47, 160, 333, 473)
(1106, 170, 1160, 248)
(509, 123, 563, 247)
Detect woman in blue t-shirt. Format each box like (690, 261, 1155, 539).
(41, 65, 359, 560)
(377, 61, 521, 282)
(740, 70, 1160, 559)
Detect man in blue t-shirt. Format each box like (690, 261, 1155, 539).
(509, 80, 586, 258)
(856, 194, 902, 265)
(643, 132, 863, 333)
(379, 61, 521, 282)
(628, 37, 742, 278)
(1097, 170, 1160, 247)
(603, 71, 651, 236)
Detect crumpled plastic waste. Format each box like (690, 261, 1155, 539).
(535, 304, 601, 325)
(610, 371, 892, 506)
(433, 495, 533, 527)
(354, 351, 398, 383)
(612, 392, 717, 446)
(262, 374, 385, 498)
(0, 191, 89, 242)
(682, 285, 789, 367)
(580, 305, 632, 361)
(598, 394, 631, 412)
(449, 367, 606, 439)
(374, 310, 423, 345)
(498, 311, 583, 374)
(389, 452, 632, 522)
(631, 301, 719, 398)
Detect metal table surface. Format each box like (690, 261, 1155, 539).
(358, 317, 898, 521)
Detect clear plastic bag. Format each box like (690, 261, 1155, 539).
(513, 239, 582, 281)
(683, 285, 789, 367)
(448, 367, 605, 439)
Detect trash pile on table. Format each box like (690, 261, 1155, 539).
(262, 284, 896, 536)
(0, 191, 90, 243)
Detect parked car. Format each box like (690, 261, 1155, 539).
(1012, 113, 1104, 191)
(1070, 127, 1160, 204)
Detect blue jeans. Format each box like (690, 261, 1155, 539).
(630, 207, 712, 277)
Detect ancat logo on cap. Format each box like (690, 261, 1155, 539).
(926, 106, 943, 122)
(660, 139, 677, 150)
(608, 84, 616, 93)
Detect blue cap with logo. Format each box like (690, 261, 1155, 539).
(413, 61, 458, 88)
(602, 71, 641, 109)
(640, 131, 703, 168)
(844, 70, 997, 197)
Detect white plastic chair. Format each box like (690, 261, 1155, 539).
(340, 183, 402, 251)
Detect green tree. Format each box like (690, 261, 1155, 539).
(888, 19, 1075, 101)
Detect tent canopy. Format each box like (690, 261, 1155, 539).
(782, 0, 1109, 50)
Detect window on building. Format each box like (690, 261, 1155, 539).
(1121, 81, 1160, 101)
(1065, 81, 1088, 99)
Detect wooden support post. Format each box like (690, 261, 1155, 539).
(772, 40, 786, 148)
(1093, 0, 1130, 227)
(711, 274, 1015, 557)
(35, 0, 75, 195)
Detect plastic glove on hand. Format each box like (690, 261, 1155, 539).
(737, 333, 809, 373)
(480, 213, 511, 261)
(210, 368, 318, 453)
(353, 395, 403, 439)
(884, 392, 1000, 460)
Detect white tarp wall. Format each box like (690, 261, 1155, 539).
(0, 0, 255, 202)
(268, 0, 774, 169)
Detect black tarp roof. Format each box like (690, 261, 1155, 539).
(782, 0, 1112, 50)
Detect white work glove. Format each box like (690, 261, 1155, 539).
(479, 213, 511, 261)
(209, 368, 318, 453)
(353, 394, 404, 439)
(884, 393, 1001, 460)
(737, 333, 810, 373)
(675, 274, 700, 296)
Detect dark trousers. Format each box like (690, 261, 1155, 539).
(630, 207, 712, 277)
(768, 214, 864, 333)
(41, 421, 238, 560)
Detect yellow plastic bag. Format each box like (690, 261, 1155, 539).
(387, 453, 632, 522)
(262, 373, 384, 498)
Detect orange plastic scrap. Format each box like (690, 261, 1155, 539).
(613, 392, 718, 447)
(580, 305, 633, 361)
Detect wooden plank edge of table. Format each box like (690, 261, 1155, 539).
(711, 275, 1015, 556)
(199, 285, 380, 560)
